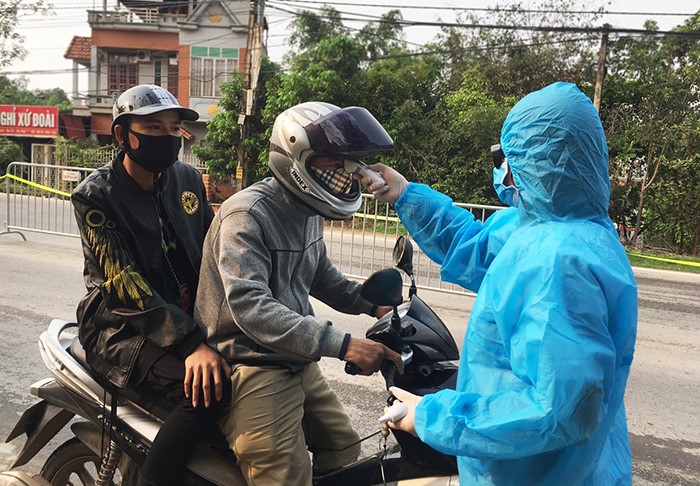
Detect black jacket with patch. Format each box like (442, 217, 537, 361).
(72, 153, 213, 388)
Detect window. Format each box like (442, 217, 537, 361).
(168, 64, 179, 98)
(189, 46, 239, 98)
(108, 56, 138, 95)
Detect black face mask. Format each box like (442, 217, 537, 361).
(124, 128, 182, 174)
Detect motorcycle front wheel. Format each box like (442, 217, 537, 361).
(40, 437, 137, 486)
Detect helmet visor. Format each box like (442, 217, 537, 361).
(304, 107, 394, 158)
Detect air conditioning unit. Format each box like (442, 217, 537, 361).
(136, 50, 151, 62)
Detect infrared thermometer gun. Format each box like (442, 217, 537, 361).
(378, 402, 408, 424)
(344, 160, 386, 189)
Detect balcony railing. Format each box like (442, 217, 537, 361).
(88, 9, 181, 27)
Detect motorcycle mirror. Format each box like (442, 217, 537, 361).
(360, 269, 403, 307)
(392, 236, 414, 277)
(393, 236, 417, 297)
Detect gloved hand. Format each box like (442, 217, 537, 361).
(385, 386, 421, 437)
(365, 163, 408, 204)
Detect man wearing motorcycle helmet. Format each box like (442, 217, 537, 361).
(72, 84, 232, 486)
(366, 82, 638, 485)
(195, 102, 403, 485)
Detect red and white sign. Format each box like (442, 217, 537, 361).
(0, 105, 59, 138)
(61, 170, 81, 182)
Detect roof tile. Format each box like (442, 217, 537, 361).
(64, 36, 92, 61)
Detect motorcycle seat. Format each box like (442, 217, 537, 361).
(69, 336, 231, 453)
(68, 336, 182, 421)
(69, 336, 88, 368)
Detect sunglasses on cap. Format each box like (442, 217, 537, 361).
(491, 144, 506, 169)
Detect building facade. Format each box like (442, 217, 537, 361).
(63, 0, 257, 167)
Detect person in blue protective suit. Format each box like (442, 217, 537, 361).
(364, 81, 638, 485)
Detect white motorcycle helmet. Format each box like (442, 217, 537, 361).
(269, 102, 394, 220)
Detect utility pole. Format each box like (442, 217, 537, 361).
(593, 24, 610, 112)
(236, 0, 264, 191)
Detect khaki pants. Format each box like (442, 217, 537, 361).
(219, 362, 361, 486)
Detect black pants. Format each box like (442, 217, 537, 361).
(135, 350, 232, 486)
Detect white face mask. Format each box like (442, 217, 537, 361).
(492, 160, 520, 207)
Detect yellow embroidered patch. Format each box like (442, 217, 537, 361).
(181, 190, 199, 215)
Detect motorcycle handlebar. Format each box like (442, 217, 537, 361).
(343, 348, 412, 377)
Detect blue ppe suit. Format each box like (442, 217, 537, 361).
(394, 82, 638, 485)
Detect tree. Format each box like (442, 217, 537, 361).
(356, 10, 406, 60)
(194, 57, 282, 186)
(0, 0, 50, 68)
(264, 10, 453, 196)
(0, 75, 71, 110)
(0, 137, 25, 175)
(288, 6, 348, 52)
(436, 0, 603, 97)
(603, 14, 700, 253)
(428, 69, 514, 203)
(198, 2, 700, 255)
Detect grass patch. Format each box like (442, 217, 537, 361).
(625, 248, 700, 274)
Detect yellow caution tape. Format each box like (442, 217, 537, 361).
(628, 252, 700, 268)
(351, 216, 699, 267)
(353, 212, 401, 223)
(4, 171, 695, 267)
(0, 173, 71, 198)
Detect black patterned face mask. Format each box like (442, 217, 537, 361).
(309, 165, 354, 195)
(124, 129, 182, 174)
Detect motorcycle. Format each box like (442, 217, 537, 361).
(3, 236, 461, 486)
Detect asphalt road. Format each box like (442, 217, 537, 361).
(0, 211, 699, 484)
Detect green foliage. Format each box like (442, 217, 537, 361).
(288, 6, 348, 52)
(356, 10, 406, 59)
(431, 70, 514, 202)
(644, 156, 700, 254)
(0, 137, 25, 174)
(197, 0, 700, 256)
(193, 74, 244, 179)
(0, 1, 50, 68)
(194, 57, 282, 183)
(261, 0, 610, 205)
(437, 0, 602, 96)
(0, 75, 72, 110)
(603, 12, 700, 253)
(626, 249, 700, 274)
(53, 137, 114, 168)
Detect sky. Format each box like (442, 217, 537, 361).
(5, 0, 698, 95)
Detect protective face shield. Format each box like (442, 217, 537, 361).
(269, 102, 394, 220)
(111, 85, 198, 173)
(491, 144, 520, 207)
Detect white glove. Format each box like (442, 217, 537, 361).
(366, 163, 408, 204)
(385, 386, 420, 437)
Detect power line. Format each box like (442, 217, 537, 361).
(266, 3, 427, 50)
(271, 0, 695, 18)
(265, 3, 700, 39)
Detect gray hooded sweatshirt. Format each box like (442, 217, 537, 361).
(194, 177, 373, 368)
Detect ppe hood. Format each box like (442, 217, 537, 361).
(500, 82, 610, 222)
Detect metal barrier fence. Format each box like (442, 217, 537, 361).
(1, 162, 504, 294)
(326, 194, 503, 295)
(1, 162, 93, 240)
